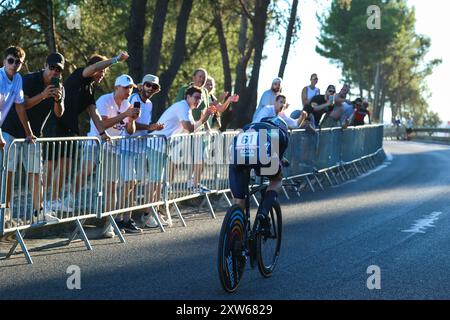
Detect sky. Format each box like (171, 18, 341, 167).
(258, 0, 450, 124)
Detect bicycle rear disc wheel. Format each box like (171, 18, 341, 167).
(256, 201, 282, 278)
(218, 205, 247, 293)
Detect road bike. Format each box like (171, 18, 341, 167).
(217, 182, 282, 293)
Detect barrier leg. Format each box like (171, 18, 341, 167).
(75, 219, 93, 251)
(222, 192, 232, 207)
(313, 174, 325, 191)
(281, 185, 290, 200)
(164, 202, 174, 227)
(353, 162, 362, 176)
(323, 171, 334, 186)
(204, 194, 216, 219)
(150, 206, 165, 233)
(306, 176, 315, 193)
(341, 165, 351, 180)
(5, 230, 33, 265)
(173, 202, 187, 227)
(108, 215, 126, 243)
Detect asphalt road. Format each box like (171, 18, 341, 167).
(1, 140, 450, 300)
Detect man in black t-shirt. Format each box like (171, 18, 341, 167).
(1, 52, 65, 223)
(40, 51, 129, 214)
(304, 84, 336, 127)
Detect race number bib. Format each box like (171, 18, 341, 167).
(235, 131, 258, 158)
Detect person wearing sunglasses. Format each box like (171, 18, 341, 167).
(301, 73, 321, 108)
(175, 69, 221, 193)
(125, 74, 168, 230)
(0, 45, 36, 228)
(304, 84, 336, 127)
(1, 52, 67, 224)
(1, 46, 35, 148)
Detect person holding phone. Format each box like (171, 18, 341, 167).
(1, 52, 66, 224)
(124, 74, 167, 229)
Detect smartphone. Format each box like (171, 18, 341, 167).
(51, 77, 60, 87)
(133, 101, 141, 109)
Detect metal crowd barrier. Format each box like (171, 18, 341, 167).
(1, 125, 385, 264)
(1, 137, 102, 263)
(94, 135, 168, 237)
(164, 131, 221, 225)
(0, 147, 6, 236)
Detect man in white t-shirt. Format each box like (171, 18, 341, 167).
(155, 86, 214, 196)
(0, 46, 35, 147)
(79, 74, 141, 234)
(0, 46, 36, 228)
(253, 95, 305, 129)
(125, 74, 167, 229)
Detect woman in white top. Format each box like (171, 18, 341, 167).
(301, 73, 320, 107)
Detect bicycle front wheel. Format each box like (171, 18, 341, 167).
(256, 201, 282, 278)
(218, 205, 247, 293)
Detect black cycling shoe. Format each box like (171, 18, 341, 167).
(256, 212, 271, 236)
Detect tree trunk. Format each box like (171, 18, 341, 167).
(45, 0, 57, 52)
(372, 62, 381, 122)
(221, 10, 250, 129)
(126, 0, 148, 82)
(144, 0, 169, 75)
(278, 0, 298, 78)
(152, 0, 194, 120)
(211, 0, 232, 93)
(232, 0, 270, 129)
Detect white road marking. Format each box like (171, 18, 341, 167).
(401, 212, 443, 234)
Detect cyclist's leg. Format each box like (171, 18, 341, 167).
(256, 169, 282, 226)
(229, 164, 250, 211)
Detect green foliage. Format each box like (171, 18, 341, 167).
(316, 0, 441, 125)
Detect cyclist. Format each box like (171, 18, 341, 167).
(229, 116, 289, 231)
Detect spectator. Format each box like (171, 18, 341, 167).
(155, 86, 214, 191)
(175, 68, 211, 129)
(253, 94, 304, 129)
(305, 84, 336, 127)
(253, 77, 282, 122)
(301, 73, 320, 107)
(2, 52, 65, 224)
(124, 74, 167, 229)
(0, 45, 36, 227)
(176, 70, 227, 192)
(42, 51, 128, 212)
(352, 99, 371, 126)
(84, 75, 141, 235)
(394, 114, 402, 140)
(204, 76, 239, 130)
(405, 113, 414, 140)
(320, 84, 352, 128)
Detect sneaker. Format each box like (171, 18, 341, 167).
(194, 184, 210, 193)
(141, 213, 159, 228)
(256, 211, 271, 235)
(101, 224, 115, 238)
(122, 219, 143, 234)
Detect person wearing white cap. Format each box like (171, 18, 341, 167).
(253, 77, 282, 122)
(84, 74, 142, 235)
(124, 74, 168, 229)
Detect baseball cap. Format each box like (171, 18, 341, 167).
(272, 77, 282, 84)
(115, 74, 137, 88)
(140, 74, 160, 88)
(46, 52, 65, 70)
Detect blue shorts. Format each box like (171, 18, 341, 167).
(229, 164, 282, 199)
